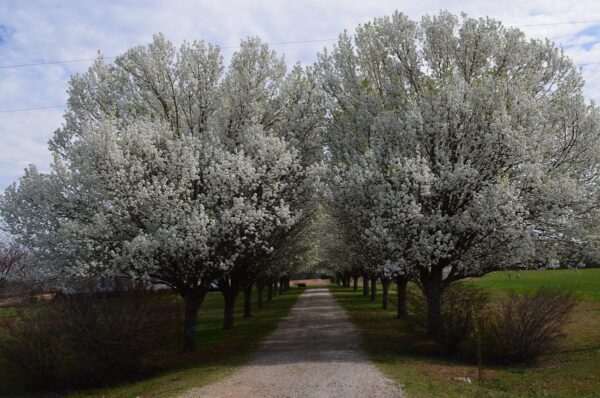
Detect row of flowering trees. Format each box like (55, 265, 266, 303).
(1, 11, 599, 349)
(0, 36, 326, 350)
(320, 12, 600, 338)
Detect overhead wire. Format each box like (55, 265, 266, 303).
(1, 18, 599, 113)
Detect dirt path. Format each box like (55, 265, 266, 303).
(180, 288, 402, 398)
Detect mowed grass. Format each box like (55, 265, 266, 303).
(0, 287, 302, 398)
(331, 268, 600, 398)
(470, 268, 600, 301)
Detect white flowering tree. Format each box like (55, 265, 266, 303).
(320, 12, 600, 337)
(1, 35, 323, 349)
(209, 38, 324, 329)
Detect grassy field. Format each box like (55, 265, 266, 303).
(331, 268, 600, 398)
(470, 268, 600, 301)
(0, 287, 302, 398)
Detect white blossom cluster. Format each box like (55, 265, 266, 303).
(0, 35, 325, 290)
(320, 11, 600, 286)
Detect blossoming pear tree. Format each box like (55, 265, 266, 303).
(1, 35, 323, 350)
(319, 11, 600, 337)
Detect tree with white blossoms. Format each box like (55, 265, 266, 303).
(327, 156, 421, 318)
(319, 11, 600, 337)
(208, 38, 324, 329)
(1, 35, 324, 350)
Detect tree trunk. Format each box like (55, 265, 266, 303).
(267, 280, 273, 301)
(219, 275, 242, 330)
(362, 272, 369, 297)
(421, 268, 444, 338)
(243, 282, 253, 318)
(353, 276, 358, 291)
(273, 280, 278, 297)
(278, 278, 284, 294)
(425, 286, 442, 338)
(257, 282, 264, 308)
(381, 277, 390, 309)
(223, 289, 237, 330)
(396, 276, 408, 319)
(181, 289, 207, 351)
(370, 276, 377, 301)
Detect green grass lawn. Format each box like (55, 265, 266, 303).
(469, 268, 600, 301)
(331, 268, 600, 398)
(0, 287, 302, 398)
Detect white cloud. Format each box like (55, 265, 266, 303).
(1, 0, 600, 191)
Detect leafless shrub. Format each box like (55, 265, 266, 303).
(0, 287, 178, 390)
(58, 288, 176, 386)
(439, 284, 489, 352)
(480, 288, 575, 364)
(0, 305, 67, 389)
(0, 240, 27, 288)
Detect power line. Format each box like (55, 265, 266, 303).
(0, 57, 117, 69)
(0, 105, 66, 113)
(514, 19, 600, 27)
(2, 60, 599, 114)
(0, 38, 337, 70)
(1, 16, 600, 71)
(1, 23, 599, 115)
(221, 38, 337, 50)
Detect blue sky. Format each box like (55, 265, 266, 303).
(1, 0, 600, 193)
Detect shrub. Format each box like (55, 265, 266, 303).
(0, 306, 67, 389)
(0, 287, 178, 390)
(480, 288, 575, 364)
(59, 289, 176, 386)
(407, 283, 489, 352)
(439, 284, 489, 352)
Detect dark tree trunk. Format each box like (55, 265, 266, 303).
(381, 277, 391, 309)
(396, 275, 409, 319)
(243, 282, 253, 318)
(335, 273, 341, 285)
(421, 267, 445, 338)
(273, 280, 278, 297)
(370, 276, 377, 301)
(362, 272, 369, 297)
(219, 276, 242, 330)
(223, 289, 237, 329)
(425, 286, 442, 338)
(267, 280, 273, 301)
(181, 289, 208, 351)
(257, 282, 265, 308)
(352, 276, 358, 291)
(278, 278, 284, 294)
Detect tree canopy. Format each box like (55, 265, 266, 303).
(319, 11, 600, 336)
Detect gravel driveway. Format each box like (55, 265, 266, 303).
(180, 288, 402, 397)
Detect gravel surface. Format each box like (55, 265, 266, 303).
(180, 288, 403, 398)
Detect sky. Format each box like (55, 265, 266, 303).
(1, 0, 600, 193)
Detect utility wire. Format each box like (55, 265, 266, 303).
(514, 19, 600, 27)
(0, 105, 66, 113)
(2, 20, 600, 113)
(1, 16, 600, 70)
(0, 57, 117, 69)
(0, 38, 337, 70)
(2, 59, 600, 113)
